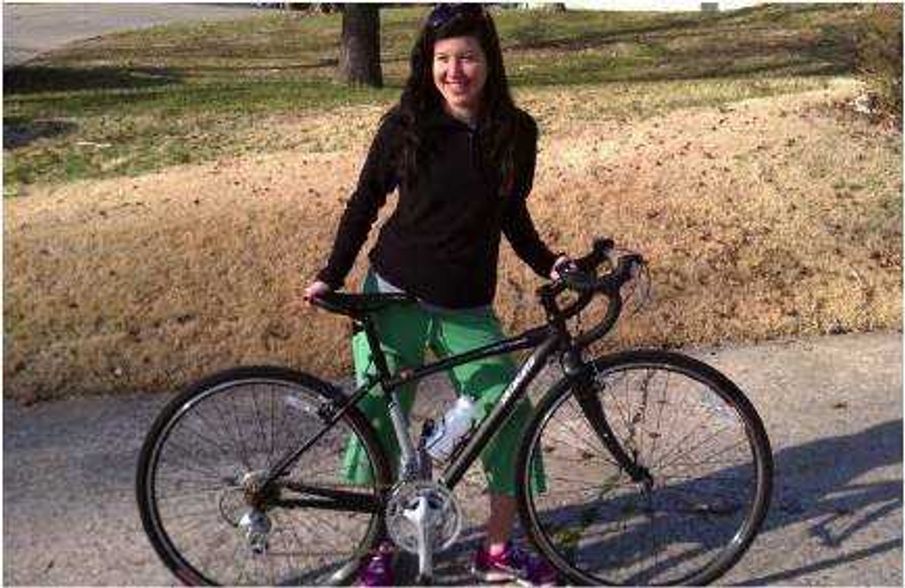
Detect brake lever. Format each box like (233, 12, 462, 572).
(560, 267, 597, 292)
(593, 253, 644, 293)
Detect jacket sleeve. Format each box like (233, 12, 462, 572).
(502, 114, 558, 279)
(316, 115, 400, 289)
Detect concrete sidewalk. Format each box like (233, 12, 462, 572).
(3, 332, 902, 585)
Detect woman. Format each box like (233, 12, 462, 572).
(305, 4, 570, 585)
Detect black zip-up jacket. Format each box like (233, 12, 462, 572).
(317, 107, 557, 309)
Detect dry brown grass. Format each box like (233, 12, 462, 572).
(4, 78, 901, 403)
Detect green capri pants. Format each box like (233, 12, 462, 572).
(341, 273, 545, 496)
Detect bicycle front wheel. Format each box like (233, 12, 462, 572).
(518, 350, 772, 585)
(136, 366, 392, 586)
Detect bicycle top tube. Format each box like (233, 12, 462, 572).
(309, 236, 647, 353)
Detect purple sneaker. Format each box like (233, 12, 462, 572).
(358, 542, 395, 587)
(472, 541, 558, 586)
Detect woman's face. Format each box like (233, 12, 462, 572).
(432, 36, 488, 115)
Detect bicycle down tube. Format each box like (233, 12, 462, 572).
(440, 332, 561, 490)
(357, 317, 565, 491)
(262, 320, 551, 488)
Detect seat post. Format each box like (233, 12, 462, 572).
(361, 317, 393, 384)
(360, 315, 419, 479)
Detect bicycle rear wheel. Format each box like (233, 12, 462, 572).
(136, 366, 392, 586)
(518, 350, 772, 585)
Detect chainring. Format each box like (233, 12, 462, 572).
(384, 480, 462, 554)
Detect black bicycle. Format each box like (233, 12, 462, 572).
(136, 237, 773, 586)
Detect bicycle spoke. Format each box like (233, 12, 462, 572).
(646, 370, 673, 465)
(650, 411, 730, 472)
(671, 435, 747, 466)
(527, 356, 770, 586)
(659, 482, 750, 502)
(209, 396, 253, 472)
(158, 439, 227, 480)
(653, 425, 737, 471)
(542, 474, 634, 493)
(141, 373, 385, 586)
(658, 473, 747, 484)
(162, 431, 235, 477)
(250, 385, 270, 462)
(559, 400, 609, 452)
(645, 387, 721, 468)
(634, 369, 654, 464)
(542, 453, 622, 468)
(188, 407, 247, 467)
(609, 372, 639, 451)
(155, 482, 229, 500)
(229, 393, 256, 471)
(541, 424, 619, 468)
(197, 527, 236, 578)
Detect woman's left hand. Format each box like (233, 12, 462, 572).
(550, 255, 577, 281)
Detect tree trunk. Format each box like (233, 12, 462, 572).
(339, 5, 382, 88)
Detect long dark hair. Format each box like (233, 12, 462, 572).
(391, 4, 522, 192)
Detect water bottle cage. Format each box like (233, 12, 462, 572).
(424, 396, 476, 462)
(424, 420, 448, 460)
(426, 422, 474, 464)
(444, 424, 474, 464)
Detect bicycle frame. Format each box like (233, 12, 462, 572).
(262, 318, 562, 490)
(262, 302, 649, 498)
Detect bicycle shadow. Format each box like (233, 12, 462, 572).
(432, 419, 902, 585)
(736, 418, 902, 585)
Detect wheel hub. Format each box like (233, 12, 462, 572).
(635, 467, 654, 491)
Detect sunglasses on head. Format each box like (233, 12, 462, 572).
(427, 3, 486, 29)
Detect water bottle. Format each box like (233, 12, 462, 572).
(424, 396, 475, 461)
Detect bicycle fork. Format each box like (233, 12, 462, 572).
(572, 370, 653, 486)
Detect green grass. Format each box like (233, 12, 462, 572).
(3, 3, 878, 190)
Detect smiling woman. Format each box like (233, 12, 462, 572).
(432, 36, 488, 121)
(302, 4, 570, 585)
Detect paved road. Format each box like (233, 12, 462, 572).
(3, 3, 266, 66)
(3, 332, 902, 585)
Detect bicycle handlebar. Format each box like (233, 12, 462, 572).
(310, 236, 643, 348)
(537, 237, 644, 346)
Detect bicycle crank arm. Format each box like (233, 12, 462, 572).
(404, 495, 434, 583)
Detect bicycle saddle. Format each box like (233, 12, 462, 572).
(312, 291, 417, 318)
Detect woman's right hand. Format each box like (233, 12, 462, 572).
(303, 280, 332, 305)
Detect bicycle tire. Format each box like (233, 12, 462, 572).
(136, 366, 392, 586)
(517, 350, 772, 585)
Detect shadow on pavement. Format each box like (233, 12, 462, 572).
(738, 418, 902, 585)
(433, 419, 902, 585)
